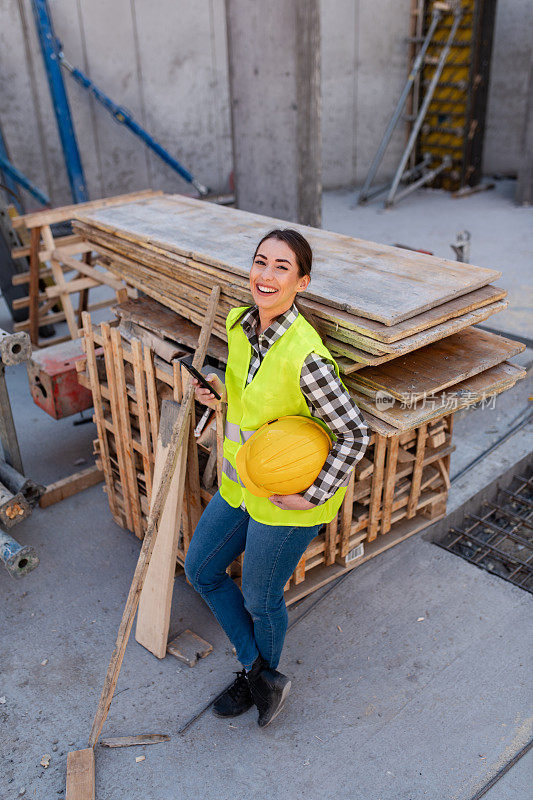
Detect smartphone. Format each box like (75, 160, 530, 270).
(180, 357, 221, 400)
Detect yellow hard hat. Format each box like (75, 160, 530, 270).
(235, 416, 332, 497)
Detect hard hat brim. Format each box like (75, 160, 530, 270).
(235, 445, 271, 497)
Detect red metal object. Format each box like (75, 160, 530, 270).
(27, 339, 95, 419)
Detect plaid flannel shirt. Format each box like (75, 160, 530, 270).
(239, 304, 369, 505)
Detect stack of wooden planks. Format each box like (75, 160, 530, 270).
(71, 193, 525, 434)
(79, 295, 456, 603)
(72, 193, 526, 600)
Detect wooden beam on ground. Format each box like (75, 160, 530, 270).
(39, 465, 103, 508)
(66, 748, 95, 800)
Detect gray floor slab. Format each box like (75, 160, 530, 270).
(323, 179, 533, 342)
(481, 746, 533, 800)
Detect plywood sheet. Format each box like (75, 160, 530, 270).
(78, 221, 507, 343)
(78, 194, 501, 325)
(333, 300, 508, 371)
(346, 328, 525, 401)
(348, 362, 526, 431)
(303, 285, 507, 342)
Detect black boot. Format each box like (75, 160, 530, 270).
(247, 656, 291, 727)
(213, 669, 254, 718)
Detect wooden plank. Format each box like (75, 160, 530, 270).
(12, 266, 54, 286)
(184, 389, 203, 544)
(100, 734, 170, 748)
(348, 362, 526, 431)
(66, 749, 95, 800)
(166, 629, 213, 667)
(381, 436, 399, 535)
(83, 223, 506, 343)
(13, 298, 116, 332)
(332, 300, 509, 368)
(114, 296, 229, 362)
(436, 457, 451, 491)
(325, 514, 338, 566)
(368, 434, 386, 541)
(131, 339, 153, 500)
(45, 275, 100, 299)
(49, 257, 79, 339)
(29, 227, 41, 345)
(294, 553, 307, 584)
(302, 284, 506, 343)
(135, 399, 190, 658)
(55, 251, 125, 291)
(11, 233, 84, 260)
(76, 194, 501, 325)
(13, 188, 162, 229)
(340, 469, 356, 557)
(111, 327, 143, 539)
(101, 323, 134, 532)
(82, 313, 119, 518)
(143, 347, 160, 452)
(346, 327, 525, 401)
(39, 465, 103, 508)
(407, 424, 427, 518)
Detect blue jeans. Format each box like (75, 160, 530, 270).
(184, 491, 322, 670)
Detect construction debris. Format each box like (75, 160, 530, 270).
(166, 630, 214, 667)
(99, 734, 170, 749)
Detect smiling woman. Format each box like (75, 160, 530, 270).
(185, 227, 369, 728)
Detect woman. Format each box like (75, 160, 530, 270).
(185, 229, 369, 727)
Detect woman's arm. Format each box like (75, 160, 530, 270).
(300, 354, 369, 504)
(269, 354, 369, 510)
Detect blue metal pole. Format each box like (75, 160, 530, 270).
(0, 127, 24, 213)
(0, 155, 50, 207)
(60, 56, 209, 197)
(31, 0, 88, 203)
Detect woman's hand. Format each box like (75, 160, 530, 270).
(192, 373, 226, 409)
(269, 494, 315, 511)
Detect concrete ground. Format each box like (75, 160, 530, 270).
(323, 178, 533, 342)
(1, 181, 532, 799)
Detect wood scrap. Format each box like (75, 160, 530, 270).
(99, 734, 169, 748)
(166, 629, 213, 667)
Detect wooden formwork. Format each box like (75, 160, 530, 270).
(79, 317, 453, 601)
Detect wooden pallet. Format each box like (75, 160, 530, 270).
(10, 190, 160, 347)
(79, 309, 453, 595)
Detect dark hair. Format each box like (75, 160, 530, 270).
(232, 228, 325, 341)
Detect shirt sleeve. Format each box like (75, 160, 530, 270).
(299, 353, 370, 506)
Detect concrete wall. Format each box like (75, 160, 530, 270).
(226, 0, 322, 224)
(0, 0, 232, 208)
(0, 0, 530, 211)
(482, 0, 533, 176)
(320, 0, 412, 188)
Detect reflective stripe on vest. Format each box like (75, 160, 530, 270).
(225, 420, 256, 445)
(222, 457, 243, 485)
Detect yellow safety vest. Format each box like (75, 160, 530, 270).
(220, 306, 350, 525)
